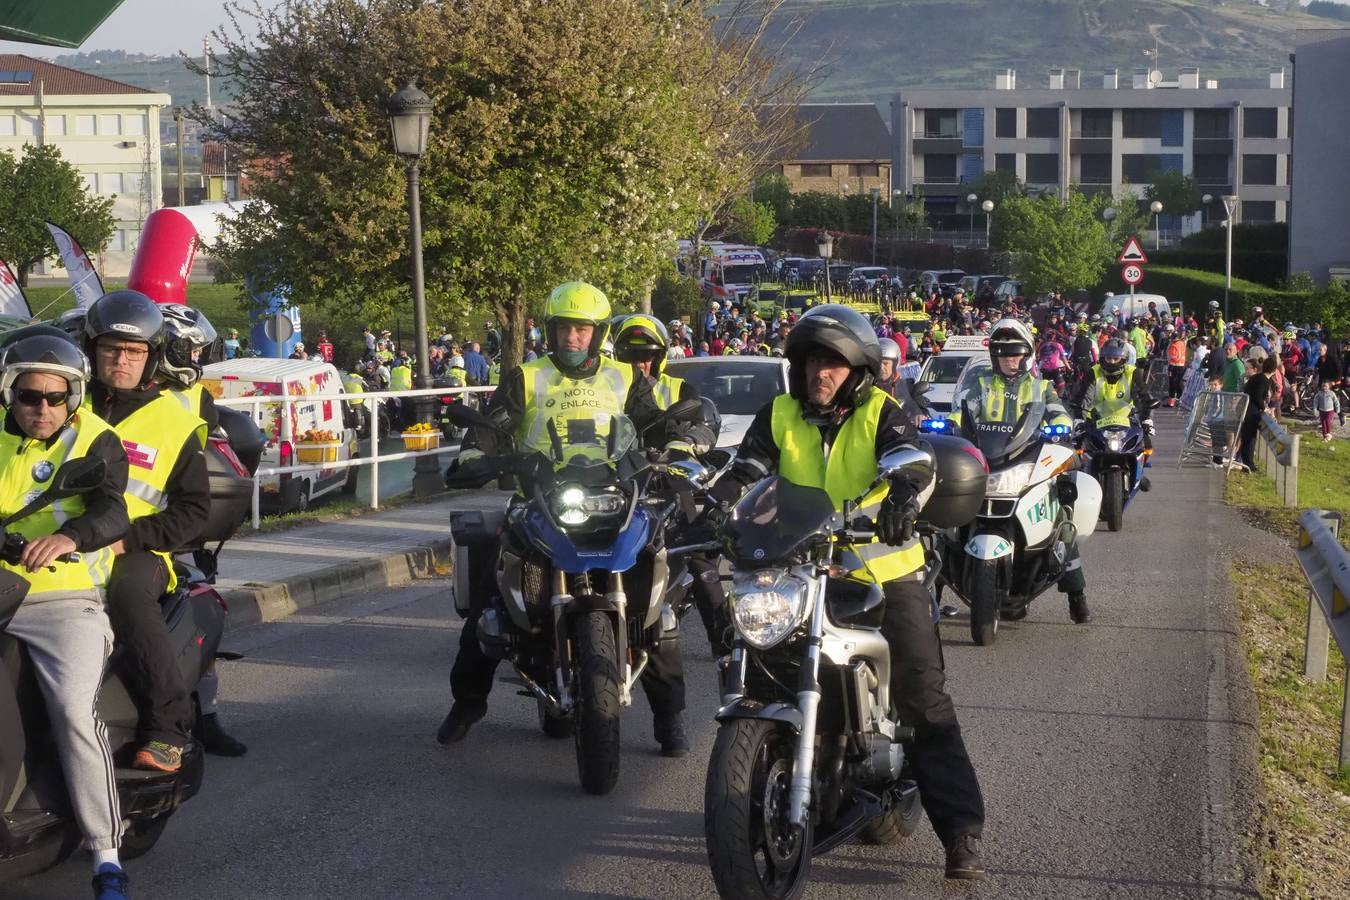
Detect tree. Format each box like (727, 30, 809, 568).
(752, 172, 792, 227)
(967, 170, 1025, 206)
(0, 143, 115, 286)
(723, 197, 776, 246)
(989, 191, 1113, 297)
(1144, 171, 1204, 218)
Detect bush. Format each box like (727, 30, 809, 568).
(782, 228, 1012, 275)
(1149, 249, 1287, 287)
(650, 270, 704, 325)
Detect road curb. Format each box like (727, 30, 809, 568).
(221, 538, 452, 630)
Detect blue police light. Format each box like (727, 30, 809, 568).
(1041, 424, 1070, 437)
(920, 418, 950, 433)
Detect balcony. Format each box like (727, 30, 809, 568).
(914, 134, 963, 154)
(1192, 137, 1233, 155)
(1071, 137, 1112, 155)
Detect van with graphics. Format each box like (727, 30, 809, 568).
(701, 244, 768, 308)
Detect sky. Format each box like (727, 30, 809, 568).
(0, 0, 273, 57)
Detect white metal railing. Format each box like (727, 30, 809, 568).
(214, 385, 496, 528)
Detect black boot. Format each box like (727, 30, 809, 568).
(436, 702, 486, 745)
(196, 713, 248, 756)
(1069, 592, 1091, 624)
(944, 833, 987, 880)
(653, 712, 689, 758)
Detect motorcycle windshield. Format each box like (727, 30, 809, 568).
(726, 476, 836, 565)
(543, 413, 637, 468)
(968, 399, 1046, 468)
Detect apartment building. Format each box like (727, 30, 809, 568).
(890, 67, 1291, 234)
(0, 54, 171, 278)
(775, 103, 891, 196)
(1289, 29, 1350, 287)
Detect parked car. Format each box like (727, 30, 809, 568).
(848, 266, 890, 292)
(919, 269, 966, 297)
(664, 356, 790, 450)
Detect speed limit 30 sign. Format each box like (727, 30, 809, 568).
(1121, 264, 1144, 286)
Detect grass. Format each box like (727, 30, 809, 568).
(250, 491, 421, 534)
(1224, 421, 1350, 544)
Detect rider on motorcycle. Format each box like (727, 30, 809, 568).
(0, 333, 133, 898)
(438, 283, 690, 755)
(708, 304, 988, 880)
(1076, 338, 1156, 454)
(947, 319, 1091, 625)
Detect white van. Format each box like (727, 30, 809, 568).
(200, 358, 360, 513)
(1098, 292, 1175, 323)
(701, 245, 768, 307)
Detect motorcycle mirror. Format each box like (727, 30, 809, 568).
(876, 446, 935, 484)
(49, 457, 108, 498)
(666, 459, 712, 487)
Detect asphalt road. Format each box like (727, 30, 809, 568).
(10, 410, 1261, 899)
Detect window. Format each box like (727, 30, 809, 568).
(1121, 109, 1160, 138)
(1079, 108, 1112, 138)
(1026, 153, 1059, 184)
(1193, 109, 1230, 140)
(995, 107, 1017, 138)
(1192, 154, 1229, 185)
(109, 230, 127, 253)
(1026, 108, 1059, 138)
(1079, 154, 1111, 184)
(16, 114, 36, 137)
(123, 113, 146, 136)
(0, 116, 13, 136)
(101, 173, 123, 194)
(924, 154, 958, 182)
(44, 115, 65, 137)
(75, 114, 96, 136)
(98, 114, 120, 135)
(849, 163, 879, 178)
(1241, 200, 1276, 223)
(924, 109, 957, 137)
(994, 152, 1016, 175)
(799, 163, 831, 178)
(1121, 154, 1162, 183)
(1242, 154, 1277, 186)
(1244, 107, 1278, 139)
(82, 173, 98, 194)
(124, 172, 145, 195)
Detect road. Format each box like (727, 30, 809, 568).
(10, 411, 1261, 898)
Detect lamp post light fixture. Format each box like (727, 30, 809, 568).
(1221, 194, 1238, 320)
(966, 192, 977, 245)
(1201, 193, 1213, 229)
(1149, 199, 1163, 250)
(981, 199, 994, 247)
(387, 79, 439, 492)
(870, 187, 881, 265)
(817, 230, 834, 301)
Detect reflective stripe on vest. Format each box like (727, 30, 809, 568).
(653, 374, 684, 411)
(517, 356, 633, 455)
(1091, 364, 1135, 427)
(0, 410, 117, 596)
(979, 374, 1042, 424)
(770, 388, 925, 584)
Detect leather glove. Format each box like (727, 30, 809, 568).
(876, 480, 921, 546)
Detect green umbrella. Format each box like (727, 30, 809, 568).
(0, 0, 126, 48)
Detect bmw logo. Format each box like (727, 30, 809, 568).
(753, 548, 765, 560)
(545, 398, 556, 408)
(31, 460, 54, 483)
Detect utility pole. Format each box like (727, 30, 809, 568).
(175, 108, 186, 207)
(203, 39, 212, 111)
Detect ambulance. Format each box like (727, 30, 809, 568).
(701, 244, 768, 308)
(917, 335, 993, 416)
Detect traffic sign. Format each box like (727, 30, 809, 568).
(264, 314, 294, 342)
(1118, 237, 1149, 265)
(1121, 264, 1144, 286)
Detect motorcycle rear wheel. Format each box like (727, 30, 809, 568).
(1103, 470, 1125, 532)
(572, 611, 622, 795)
(705, 718, 813, 900)
(969, 559, 1001, 646)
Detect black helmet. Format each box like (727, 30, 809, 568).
(0, 333, 92, 413)
(783, 304, 880, 415)
(1099, 338, 1129, 378)
(159, 303, 218, 389)
(84, 290, 165, 387)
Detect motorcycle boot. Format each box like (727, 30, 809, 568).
(1069, 592, 1091, 624)
(944, 833, 987, 880)
(437, 702, 487, 745)
(653, 711, 690, 758)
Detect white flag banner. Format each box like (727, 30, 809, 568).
(45, 222, 104, 308)
(0, 257, 31, 319)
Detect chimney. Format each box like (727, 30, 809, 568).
(1048, 67, 1065, 90)
(1269, 67, 1285, 89)
(995, 69, 1016, 90)
(1103, 68, 1118, 89)
(1133, 68, 1152, 90)
(1064, 68, 1081, 89)
(1179, 67, 1200, 90)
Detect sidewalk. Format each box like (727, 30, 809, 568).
(215, 488, 509, 629)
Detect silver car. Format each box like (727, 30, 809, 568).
(664, 356, 790, 450)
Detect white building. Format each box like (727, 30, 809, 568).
(0, 54, 171, 278)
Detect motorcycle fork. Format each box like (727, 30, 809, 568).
(550, 570, 575, 711)
(607, 572, 634, 707)
(788, 573, 828, 828)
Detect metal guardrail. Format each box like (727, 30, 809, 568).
(1294, 510, 1350, 768)
(1257, 412, 1300, 507)
(215, 385, 496, 527)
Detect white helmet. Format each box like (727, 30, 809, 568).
(988, 318, 1035, 377)
(449, 356, 466, 370)
(878, 337, 902, 366)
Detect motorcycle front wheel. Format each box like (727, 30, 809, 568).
(968, 559, 1001, 646)
(572, 611, 622, 795)
(705, 719, 813, 900)
(1103, 469, 1125, 532)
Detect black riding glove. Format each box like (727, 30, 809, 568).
(876, 479, 921, 546)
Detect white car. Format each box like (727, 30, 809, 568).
(917, 335, 991, 415)
(664, 356, 790, 450)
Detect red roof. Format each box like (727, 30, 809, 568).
(0, 54, 157, 96)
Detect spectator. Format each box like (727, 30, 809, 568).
(1315, 381, 1342, 443)
(1220, 341, 1245, 392)
(523, 340, 539, 363)
(289, 341, 309, 361)
(1237, 357, 1274, 470)
(222, 328, 241, 360)
(462, 341, 490, 385)
(316, 330, 334, 363)
(363, 326, 377, 356)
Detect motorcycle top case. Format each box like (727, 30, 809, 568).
(919, 434, 988, 529)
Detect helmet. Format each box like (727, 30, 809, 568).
(159, 303, 218, 389)
(878, 337, 903, 368)
(1099, 339, 1129, 378)
(55, 307, 86, 340)
(988, 318, 1035, 378)
(449, 356, 466, 371)
(1209, 300, 1220, 309)
(0, 333, 92, 414)
(84, 289, 165, 387)
(1164, 323, 1176, 333)
(613, 314, 671, 376)
(545, 281, 611, 373)
(783, 304, 880, 415)
(729, 338, 743, 350)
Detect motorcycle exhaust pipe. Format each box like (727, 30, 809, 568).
(513, 663, 567, 718)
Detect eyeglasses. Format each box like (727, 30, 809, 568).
(14, 388, 70, 408)
(96, 344, 149, 361)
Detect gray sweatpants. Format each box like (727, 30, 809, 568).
(5, 595, 123, 851)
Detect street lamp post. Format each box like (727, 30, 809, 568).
(387, 79, 438, 492)
(966, 192, 977, 246)
(1221, 194, 1238, 320)
(817, 231, 834, 301)
(1202, 193, 1213, 229)
(1149, 199, 1163, 250)
(981, 199, 994, 248)
(870, 187, 880, 265)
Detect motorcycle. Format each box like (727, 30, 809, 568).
(444, 400, 710, 795)
(1078, 415, 1151, 533)
(436, 378, 480, 443)
(926, 402, 1102, 646)
(701, 436, 987, 900)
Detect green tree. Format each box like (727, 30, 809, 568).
(1144, 170, 1204, 218)
(789, 191, 846, 232)
(989, 191, 1113, 297)
(967, 170, 1025, 206)
(0, 143, 115, 286)
(724, 197, 776, 246)
(752, 173, 792, 228)
(1097, 190, 1151, 250)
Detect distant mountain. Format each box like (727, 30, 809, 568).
(37, 50, 228, 112)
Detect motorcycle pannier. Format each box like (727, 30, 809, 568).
(918, 434, 988, 529)
(449, 508, 508, 616)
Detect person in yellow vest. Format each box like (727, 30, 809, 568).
(948, 318, 1089, 625)
(0, 332, 133, 894)
(439, 282, 688, 752)
(84, 291, 211, 774)
(1075, 338, 1155, 452)
(388, 356, 414, 428)
(706, 304, 988, 881)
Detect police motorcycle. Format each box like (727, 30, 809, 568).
(923, 399, 1102, 646)
(443, 399, 712, 795)
(1076, 406, 1154, 533)
(699, 437, 986, 900)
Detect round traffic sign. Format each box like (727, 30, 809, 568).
(1122, 264, 1144, 286)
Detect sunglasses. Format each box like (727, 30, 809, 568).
(14, 388, 70, 408)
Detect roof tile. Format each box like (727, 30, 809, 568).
(0, 53, 157, 96)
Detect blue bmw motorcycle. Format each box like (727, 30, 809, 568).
(1078, 417, 1151, 532)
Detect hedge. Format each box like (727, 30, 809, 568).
(782, 228, 1013, 275)
(1148, 249, 1288, 287)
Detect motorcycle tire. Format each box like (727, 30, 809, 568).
(858, 783, 922, 845)
(969, 559, 1000, 647)
(705, 718, 813, 900)
(120, 813, 171, 860)
(537, 697, 573, 739)
(1104, 470, 1125, 533)
(572, 611, 622, 795)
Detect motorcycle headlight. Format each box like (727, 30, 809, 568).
(729, 570, 810, 650)
(1105, 433, 1125, 452)
(985, 461, 1037, 498)
(549, 483, 626, 526)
